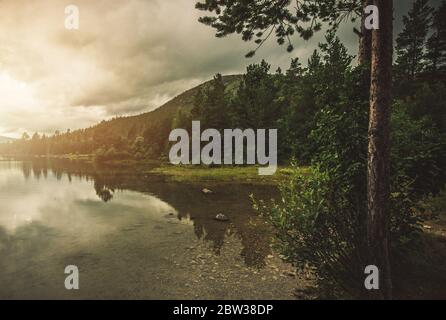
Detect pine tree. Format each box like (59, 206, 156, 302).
(426, 1, 446, 72)
(395, 0, 433, 79)
(192, 74, 228, 130)
(195, 0, 371, 63)
(196, 0, 396, 297)
(367, 0, 394, 298)
(229, 60, 278, 129)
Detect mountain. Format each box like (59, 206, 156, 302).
(88, 74, 241, 137)
(0, 75, 242, 157)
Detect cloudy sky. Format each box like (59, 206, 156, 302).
(0, 0, 433, 137)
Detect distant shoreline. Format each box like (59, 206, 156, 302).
(0, 154, 300, 185)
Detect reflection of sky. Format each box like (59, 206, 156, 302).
(0, 158, 272, 275)
(0, 160, 278, 298)
(0, 160, 205, 299)
(0, 161, 177, 238)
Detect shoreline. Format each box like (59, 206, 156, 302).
(0, 154, 302, 185)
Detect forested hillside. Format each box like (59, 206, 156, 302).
(0, 75, 241, 160)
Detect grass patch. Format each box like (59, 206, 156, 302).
(149, 164, 307, 185)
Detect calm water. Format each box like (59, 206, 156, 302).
(0, 157, 298, 299)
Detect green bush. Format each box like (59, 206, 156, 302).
(392, 100, 446, 196)
(253, 164, 367, 297)
(253, 34, 424, 298)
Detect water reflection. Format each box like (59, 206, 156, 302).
(0, 157, 276, 269)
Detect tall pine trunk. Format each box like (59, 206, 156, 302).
(359, 0, 373, 64)
(367, 0, 393, 299)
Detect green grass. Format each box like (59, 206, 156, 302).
(148, 164, 307, 185)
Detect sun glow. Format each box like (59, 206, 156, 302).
(0, 72, 37, 111)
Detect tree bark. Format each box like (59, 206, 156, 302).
(358, 0, 373, 64)
(367, 0, 393, 299)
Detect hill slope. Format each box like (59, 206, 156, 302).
(0, 75, 241, 157)
(84, 74, 241, 139)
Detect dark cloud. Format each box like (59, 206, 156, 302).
(0, 0, 438, 136)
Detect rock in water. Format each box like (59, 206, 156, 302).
(202, 188, 213, 195)
(215, 213, 229, 222)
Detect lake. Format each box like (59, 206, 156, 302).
(0, 157, 304, 299)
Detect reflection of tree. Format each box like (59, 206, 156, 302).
(128, 181, 275, 267)
(16, 157, 275, 267)
(32, 161, 42, 180)
(94, 180, 114, 202)
(21, 161, 31, 180)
